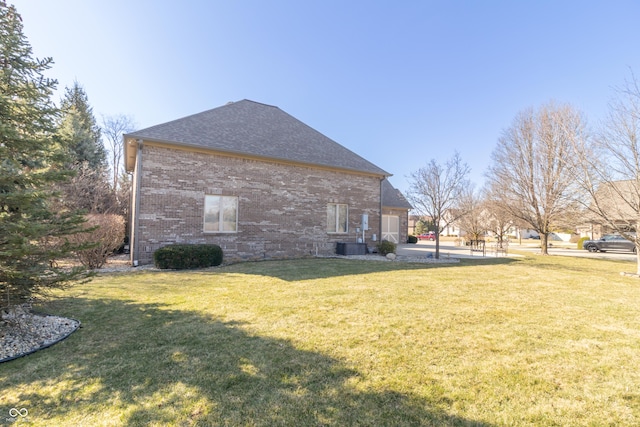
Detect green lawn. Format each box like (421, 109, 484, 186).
(2, 255, 640, 426)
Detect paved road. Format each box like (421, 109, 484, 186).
(397, 240, 637, 262)
(513, 243, 637, 261)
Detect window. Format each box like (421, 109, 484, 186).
(327, 203, 348, 233)
(204, 195, 238, 232)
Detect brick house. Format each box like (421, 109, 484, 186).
(124, 99, 410, 265)
(381, 179, 412, 243)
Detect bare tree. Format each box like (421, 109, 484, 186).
(406, 151, 470, 258)
(568, 73, 640, 273)
(485, 102, 585, 254)
(102, 114, 136, 190)
(52, 162, 117, 214)
(456, 185, 488, 241)
(483, 185, 517, 245)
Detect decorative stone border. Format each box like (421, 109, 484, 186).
(0, 307, 81, 364)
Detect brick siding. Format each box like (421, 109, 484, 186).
(132, 144, 383, 264)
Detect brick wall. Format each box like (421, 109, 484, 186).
(132, 144, 383, 264)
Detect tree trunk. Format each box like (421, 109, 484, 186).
(540, 233, 549, 255)
(435, 233, 440, 259)
(636, 220, 640, 275)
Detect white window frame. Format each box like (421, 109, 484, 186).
(327, 203, 348, 234)
(204, 195, 238, 233)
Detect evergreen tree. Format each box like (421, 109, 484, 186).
(54, 81, 117, 213)
(58, 81, 106, 168)
(0, 2, 90, 312)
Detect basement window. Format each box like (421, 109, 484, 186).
(204, 195, 238, 233)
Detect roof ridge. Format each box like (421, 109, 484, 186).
(130, 99, 267, 135)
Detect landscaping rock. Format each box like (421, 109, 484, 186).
(0, 305, 80, 363)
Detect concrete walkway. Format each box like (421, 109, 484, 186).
(396, 241, 518, 259)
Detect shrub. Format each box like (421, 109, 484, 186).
(407, 235, 418, 244)
(69, 214, 125, 269)
(153, 244, 223, 270)
(577, 236, 591, 250)
(377, 240, 397, 256)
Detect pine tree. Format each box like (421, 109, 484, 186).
(54, 81, 117, 214)
(0, 2, 91, 312)
(58, 81, 106, 168)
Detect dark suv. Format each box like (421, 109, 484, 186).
(582, 234, 637, 253)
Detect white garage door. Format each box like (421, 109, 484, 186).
(382, 215, 400, 243)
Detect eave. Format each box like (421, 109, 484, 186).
(124, 135, 390, 179)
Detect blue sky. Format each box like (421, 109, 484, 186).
(14, 0, 640, 193)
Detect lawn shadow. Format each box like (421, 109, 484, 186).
(0, 297, 494, 426)
(207, 257, 520, 282)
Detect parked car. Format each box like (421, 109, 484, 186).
(582, 234, 637, 253)
(417, 231, 436, 241)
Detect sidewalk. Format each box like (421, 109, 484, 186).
(396, 241, 519, 259)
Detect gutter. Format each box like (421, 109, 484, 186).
(125, 136, 390, 179)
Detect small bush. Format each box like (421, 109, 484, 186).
(577, 236, 591, 250)
(407, 235, 418, 244)
(377, 240, 397, 256)
(69, 214, 125, 269)
(153, 244, 223, 270)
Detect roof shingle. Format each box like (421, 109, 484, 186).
(125, 99, 389, 176)
(382, 179, 412, 209)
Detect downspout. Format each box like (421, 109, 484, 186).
(379, 177, 384, 245)
(404, 206, 409, 244)
(131, 139, 143, 266)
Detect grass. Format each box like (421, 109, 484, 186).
(2, 255, 640, 426)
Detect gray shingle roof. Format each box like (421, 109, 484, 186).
(382, 179, 412, 209)
(125, 99, 389, 176)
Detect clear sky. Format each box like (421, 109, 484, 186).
(13, 0, 640, 194)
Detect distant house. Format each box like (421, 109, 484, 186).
(577, 179, 640, 239)
(407, 212, 462, 238)
(124, 100, 410, 264)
